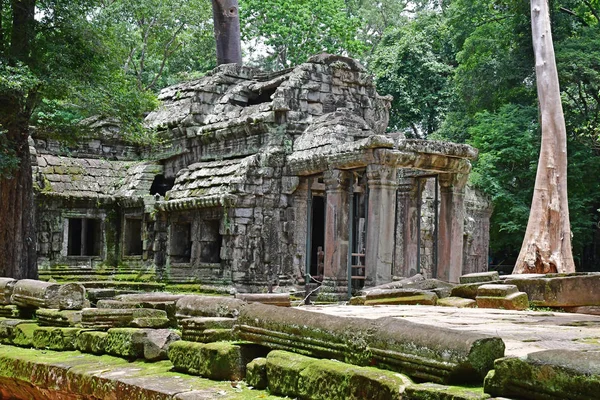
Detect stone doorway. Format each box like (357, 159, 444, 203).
(309, 195, 325, 280)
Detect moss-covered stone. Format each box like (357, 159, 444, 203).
(404, 383, 490, 399)
(168, 340, 244, 381)
(265, 350, 318, 397)
(246, 357, 268, 389)
(12, 323, 39, 347)
(484, 350, 600, 399)
(76, 330, 108, 354)
(32, 326, 82, 350)
(105, 328, 148, 359)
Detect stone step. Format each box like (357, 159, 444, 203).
(477, 284, 519, 297)
(460, 271, 500, 284)
(476, 284, 529, 311)
(80, 308, 169, 329)
(364, 289, 438, 306)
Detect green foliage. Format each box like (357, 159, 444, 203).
(468, 104, 540, 255)
(371, 13, 454, 137)
(240, 0, 367, 69)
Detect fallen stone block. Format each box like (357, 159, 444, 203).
(32, 326, 82, 350)
(12, 322, 39, 347)
(81, 280, 165, 291)
(236, 293, 291, 307)
(360, 274, 426, 294)
(451, 281, 502, 300)
(180, 317, 236, 343)
(484, 350, 600, 399)
(237, 303, 505, 384)
(11, 280, 86, 310)
(246, 357, 268, 389)
(364, 289, 438, 306)
(504, 273, 600, 307)
(76, 330, 108, 354)
(460, 272, 500, 284)
(144, 329, 181, 361)
(561, 306, 600, 315)
(86, 288, 140, 305)
(81, 308, 170, 329)
(169, 340, 244, 381)
(0, 305, 21, 318)
(0, 278, 17, 305)
(476, 284, 529, 311)
(437, 297, 477, 308)
(0, 319, 33, 344)
(348, 295, 366, 305)
(266, 350, 318, 397)
(97, 299, 179, 326)
(405, 383, 490, 400)
(175, 295, 245, 323)
(36, 308, 82, 327)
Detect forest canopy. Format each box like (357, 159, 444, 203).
(1, 0, 600, 269)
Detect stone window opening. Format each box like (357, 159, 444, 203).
(123, 217, 143, 257)
(67, 218, 101, 257)
(199, 220, 222, 264)
(170, 222, 192, 263)
(150, 175, 175, 197)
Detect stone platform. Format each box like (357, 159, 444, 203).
(304, 304, 600, 357)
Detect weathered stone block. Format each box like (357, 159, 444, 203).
(0, 305, 21, 318)
(0, 278, 17, 305)
(181, 317, 236, 343)
(266, 350, 318, 397)
(504, 273, 600, 307)
(436, 297, 477, 308)
(175, 295, 245, 321)
(348, 296, 366, 305)
(0, 319, 31, 344)
(144, 329, 181, 361)
(460, 272, 500, 284)
(476, 286, 529, 311)
(11, 280, 86, 310)
(235, 293, 290, 307)
(451, 282, 502, 300)
(81, 308, 169, 329)
(246, 357, 268, 389)
(105, 328, 148, 359)
(12, 323, 39, 347)
(97, 293, 182, 325)
(405, 383, 490, 400)
(298, 358, 411, 400)
(169, 340, 244, 381)
(364, 289, 438, 306)
(36, 308, 82, 327)
(484, 350, 600, 399)
(32, 327, 82, 350)
(76, 330, 108, 354)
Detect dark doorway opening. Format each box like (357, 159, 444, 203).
(124, 218, 143, 256)
(67, 218, 101, 256)
(310, 195, 325, 278)
(170, 222, 192, 263)
(199, 220, 222, 263)
(150, 175, 175, 197)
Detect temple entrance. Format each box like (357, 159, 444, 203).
(309, 195, 325, 280)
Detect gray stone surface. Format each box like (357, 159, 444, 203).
(11, 280, 86, 310)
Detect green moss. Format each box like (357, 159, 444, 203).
(32, 327, 82, 350)
(169, 340, 243, 381)
(76, 330, 108, 354)
(265, 350, 318, 397)
(105, 328, 147, 359)
(404, 383, 490, 400)
(246, 357, 267, 389)
(12, 323, 39, 347)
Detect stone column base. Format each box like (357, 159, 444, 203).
(318, 277, 350, 301)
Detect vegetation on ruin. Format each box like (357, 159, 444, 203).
(2, 0, 600, 272)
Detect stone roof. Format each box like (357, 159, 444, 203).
(157, 155, 258, 210)
(34, 154, 160, 200)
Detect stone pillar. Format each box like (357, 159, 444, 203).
(321, 169, 353, 295)
(394, 175, 420, 278)
(438, 173, 468, 283)
(365, 164, 397, 286)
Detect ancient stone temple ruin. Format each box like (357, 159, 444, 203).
(32, 54, 491, 296)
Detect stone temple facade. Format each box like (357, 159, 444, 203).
(31, 54, 492, 296)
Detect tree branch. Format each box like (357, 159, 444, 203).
(145, 22, 185, 90)
(583, 0, 600, 24)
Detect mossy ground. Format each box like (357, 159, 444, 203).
(0, 344, 281, 399)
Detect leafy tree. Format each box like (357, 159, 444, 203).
(240, 0, 366, 69)
(370, 12, 454, 137)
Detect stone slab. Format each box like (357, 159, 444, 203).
(504, 273, 600, 307)
(477, 284, 518, 297)
(236, 293, 291, 307)
(36, 308, 82, 327)
(81, 308, 169, 329)
(451, 282, 502, 300)
(11, 280, 86, 310)
(476, 292, 529, 311)
(176, 295, 245, 321)
(437, 297, 477, 308)
(364, 289, 438, 306)
(460, 272, 499, 284)
(405, 383, 490, 400)
(484, 349, 600, 399)
(169, 340, 244, 381)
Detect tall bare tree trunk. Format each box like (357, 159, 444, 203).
(0, 0, 38, 279)
(513, 0, 575, 274)
(211, 0, 242, 65)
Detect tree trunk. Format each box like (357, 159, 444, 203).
(513, 0, 575, 274)
(0, 120, 38, 279)
(0, 0, 38, 279)
(211, 0, 242, 65)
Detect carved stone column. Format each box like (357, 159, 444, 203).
(438, 173, 468, 283)
(321, 169, 353, 294)
(394, 175, 420, 278)
(365, 164, 397, 286)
